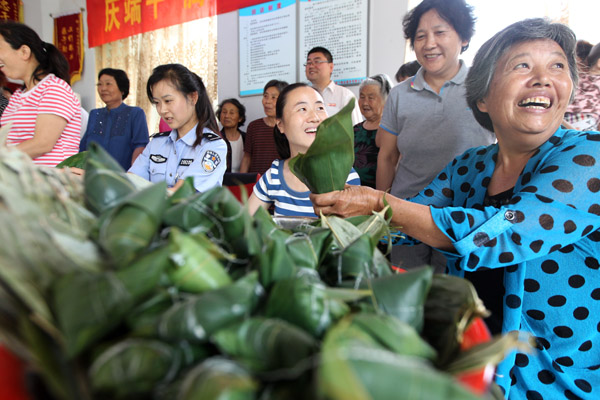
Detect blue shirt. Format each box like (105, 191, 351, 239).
(254, 159, 361, 217)
(394, 127, 600, 399)
(80, 103, 149, 170)
(128, 124, 227, 192)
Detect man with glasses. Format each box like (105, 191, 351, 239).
(304, 47, 362, 125)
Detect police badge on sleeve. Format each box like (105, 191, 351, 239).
(202, 150, 221, 172)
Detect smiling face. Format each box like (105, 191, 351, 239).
(0, 34, 27, 81)
(262, 86, 280, 118)
(305, 51, 333, 87)
(277, 86, 328, 156)
(151, 79, 199, 137)
(477, 39, 573, 147)
(97, 74, 123, 109)
(413, 9, 467, 84)
(359, 84, 385, 122)
(219, 102, 242, 129)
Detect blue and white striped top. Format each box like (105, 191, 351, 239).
(253, 159, 361, 217)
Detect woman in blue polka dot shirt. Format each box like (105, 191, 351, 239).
(312, 18, 599, 400)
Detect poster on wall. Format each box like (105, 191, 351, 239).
(238, 0, 296, 96)
(298, 0, 368, 86)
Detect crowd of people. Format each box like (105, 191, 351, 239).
(1, 0, 600, 397)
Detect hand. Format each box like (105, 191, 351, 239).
(310, 185, 383, 218)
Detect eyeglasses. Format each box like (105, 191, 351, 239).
(304, 60, 330, 67)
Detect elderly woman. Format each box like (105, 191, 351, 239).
(216, 98, 246, 173)
(353, 74, 393, 188)
(376, 0, 495, 272)
(80, 68, 149, 170)
(312, 18, 600, 399)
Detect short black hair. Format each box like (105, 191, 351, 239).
(586, 42, 600, 68)
(216, 98, 247, 127)
(576, 40, 593, 61)
(395, 60, 421, 82)
(264, 79, 288, 94)
(403, 0, 475, 54)
(307, 46, 333, 63)
(98, 68, 130, 100)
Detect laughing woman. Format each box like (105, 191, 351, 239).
(0, 22, 81, 166)
(312, 19, 600, 399)
(128, 64, 226, 192)
(247, 83, 360, 217)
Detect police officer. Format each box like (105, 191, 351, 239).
(129, 64, 226, 192)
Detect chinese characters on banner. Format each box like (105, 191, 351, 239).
(0, 0, 22, 22)
(54, 13, 85, 84)
(85, 0, 217, 47)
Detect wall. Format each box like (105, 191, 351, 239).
(26, 0, 409, 121)
(217, 0, 409, 124)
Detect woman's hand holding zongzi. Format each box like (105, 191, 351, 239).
(310, 185, 383, 218)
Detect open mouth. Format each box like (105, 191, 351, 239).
(518, 96, 551, 109)
(305, 128, 317, 134)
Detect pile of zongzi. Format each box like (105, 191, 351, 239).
(0, 143, 525, 400)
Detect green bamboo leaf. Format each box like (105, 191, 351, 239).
(169, 176, 196, 204)
(125, 290, 174, 338)
(56, 151, 88, 169)
(53, 246, 170, 356)
(367, 266, 434, 332)
(349, 313, 437, 360)
(97, 182, 168, 267)
(85, 142, 125, 172)
(167, 228, 232, 293)
(285, 228, 331, 270)
(84, 168, 136, 215)
(444, 331, 533, 375)
(159, 271, 262, 342)
(265, 271, 349, 337)
(212, 317, 318, 373)
(319, 319, 482, 400)
(289, 98, 355, 193)
(178, 357, 258, 400)
(423, 274, 490, 367)
(89, 339, 193, 398)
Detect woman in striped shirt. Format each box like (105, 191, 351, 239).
(0, 22, 81, 167)
(248, 83, 360, 217)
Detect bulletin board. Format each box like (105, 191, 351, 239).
(298, 0, 368, 86)
(238, 0, 297, 96)
(238, 0, 369, 96)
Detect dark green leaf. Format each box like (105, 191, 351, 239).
(289, 98, 355, 193)
(159, 271, 262, 342)
(212, 317, 318, 373)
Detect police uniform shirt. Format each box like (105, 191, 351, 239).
(128, 124, 227, 192)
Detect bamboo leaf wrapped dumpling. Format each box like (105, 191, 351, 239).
(177, 357, 258, 400)
(158, 271, 263, 342)
(289, 98, 355, 194)
(97, 182, 168, 268)
(265, 271, 349, 337)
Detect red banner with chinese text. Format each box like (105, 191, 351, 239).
(54, 13, 85, 84)
(0, 0, 23, 22)
(216, 0, 264, 15)
(86, 0, 217, 48)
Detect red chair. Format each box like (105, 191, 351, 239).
(223, 172, 261, 203)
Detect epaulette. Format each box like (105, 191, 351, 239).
(151, 131, 170, 138)
(203, 131, 223, 142)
